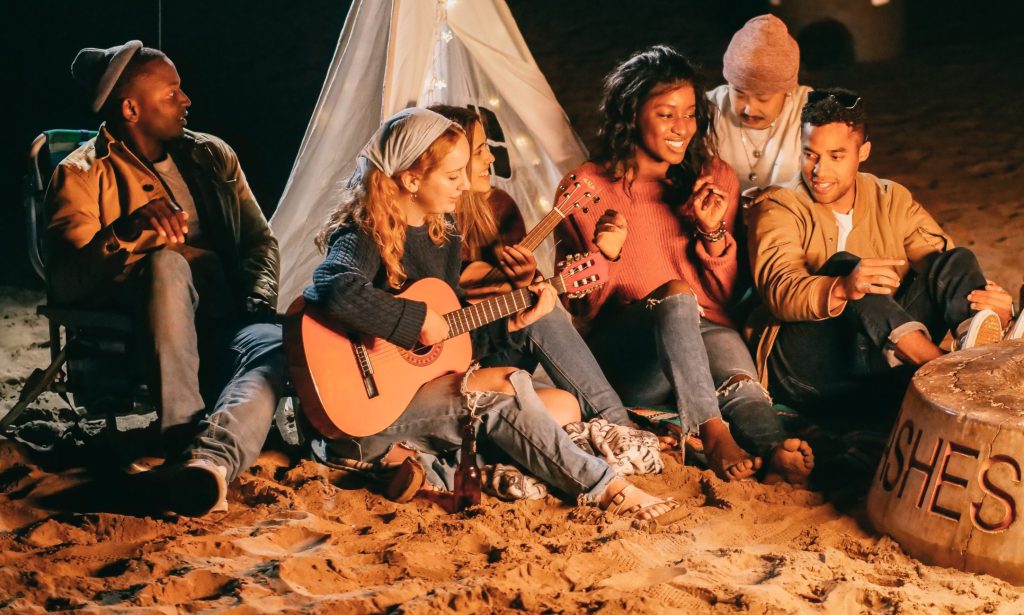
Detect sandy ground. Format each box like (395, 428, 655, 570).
(3, 7, 1024, 615)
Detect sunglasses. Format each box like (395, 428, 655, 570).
(807, 90, 862, 109)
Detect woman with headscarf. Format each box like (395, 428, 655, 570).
(302, 108, 680, 520)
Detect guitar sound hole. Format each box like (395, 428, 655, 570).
(410, 343, 434, 356)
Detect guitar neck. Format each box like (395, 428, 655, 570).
(444, 274, 566, 338)
(519, 207, 566, 252)
(475, 207, 567, 287)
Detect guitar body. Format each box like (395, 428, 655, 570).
(285, 278, 472, 439)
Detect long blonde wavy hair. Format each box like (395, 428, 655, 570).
(315, 127, 463, 289)
(428, 105, 500, 262)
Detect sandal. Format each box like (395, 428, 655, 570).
(604, 482, 681, 523)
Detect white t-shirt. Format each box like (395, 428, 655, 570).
(833, 209, 854, 252)
(152, 156, 203, 244)
(708, 84, 812, 193)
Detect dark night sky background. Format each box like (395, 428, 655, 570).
(2, 0, 1021, 289)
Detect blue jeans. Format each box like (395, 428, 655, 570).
(769, 248, 987, 413)
(324, 369, 617, 502)
(188, 323, 286, 481)
(588, 293, 785, 457)
(147, 249, 285, 481)
(504, 308, 631, 425)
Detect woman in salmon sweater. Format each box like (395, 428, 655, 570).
(557, 45, 813, 485)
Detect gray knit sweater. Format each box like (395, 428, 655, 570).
(304, 217, 522, 356)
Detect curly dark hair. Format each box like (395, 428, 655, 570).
(594, 44, 716, 193)
(800, 87, 869, 141)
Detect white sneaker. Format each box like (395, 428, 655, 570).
(1007, 315, 1024, 341)
(953, 309, 1003, 350)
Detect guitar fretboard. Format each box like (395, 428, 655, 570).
(520, 207, 566, 252)
(476, 178, 596, 286)
(444, 275, 567, 338)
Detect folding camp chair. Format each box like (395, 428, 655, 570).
(2, 130, 153, 435)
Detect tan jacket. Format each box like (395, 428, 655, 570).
(746, 172, 953, 385)
(45, 125, 279, 309)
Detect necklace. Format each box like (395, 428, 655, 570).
(739, 121, 778, 184)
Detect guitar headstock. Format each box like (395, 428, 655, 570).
(554, 174, 601, 218)
(556, 252, 609, 299)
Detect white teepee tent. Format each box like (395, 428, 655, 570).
(270, 0, 588, 307)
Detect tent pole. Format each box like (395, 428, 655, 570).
(381, 0, 400, 122)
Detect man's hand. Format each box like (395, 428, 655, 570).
(508, 282, 557, 332)
(833, 258, 905, 302)
(115, 197, 189, 244)
(419, 307, 450, 346)
(593, 209, 627, 261)
(496, 244, 537, 288)
(969, 280, 1014, 326)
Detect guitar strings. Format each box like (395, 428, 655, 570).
(477, 182, 587, 286)
(317, 265, 596, 369)
(331, 276, 559, 367)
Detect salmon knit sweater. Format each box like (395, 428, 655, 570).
(556, 158, 741, 328)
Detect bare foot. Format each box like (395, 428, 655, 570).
(599, 477, 678, 521)
(701, 419, 761, 481)
(763, 438, 814, 487)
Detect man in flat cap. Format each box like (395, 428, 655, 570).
(45, 41, 284, 516)
(708, 15, 812, 195)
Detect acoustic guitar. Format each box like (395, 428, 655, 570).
(285, 252, 608, 439)
(467, 174, 599, 294)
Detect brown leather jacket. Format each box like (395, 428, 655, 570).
(45, 125, 279, 311)
(746, 172, 953, 385)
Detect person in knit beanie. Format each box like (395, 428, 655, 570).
(46, 41, 285, 517)
(708, 14, 813, 193)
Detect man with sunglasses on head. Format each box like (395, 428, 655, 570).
(746, 88, 1021, 418)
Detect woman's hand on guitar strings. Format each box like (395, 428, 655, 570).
(419, 307, 451, 346)
(507, 281, 557, 332)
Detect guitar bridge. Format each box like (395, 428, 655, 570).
(353, 342, 379, 399)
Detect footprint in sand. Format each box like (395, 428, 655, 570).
(234, 525, 330, 557)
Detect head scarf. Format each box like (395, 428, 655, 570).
(352, 108, 459, 186)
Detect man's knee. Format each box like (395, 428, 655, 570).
(933, 246, 979, 273)
(150, 249, 193, 280)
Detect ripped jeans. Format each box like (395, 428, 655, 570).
(587, 293, 785, 457)
(323, 369, 617, 501)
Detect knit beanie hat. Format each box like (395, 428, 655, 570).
(71, 40, 143, 113)
(722, 15, 799, 94)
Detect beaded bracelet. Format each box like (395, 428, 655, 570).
(694, 221, 727, 243)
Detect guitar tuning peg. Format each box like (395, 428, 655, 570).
(557, 184, 566, 192)
(583, 192, 591, 198)
(582, 207, 589, 214)
(569, 173, 577, 180)
(593, 196, 601, 205)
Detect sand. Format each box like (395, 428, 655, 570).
(3, 5, 1024, 614)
